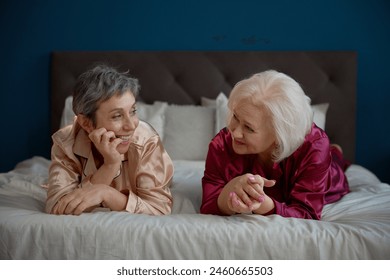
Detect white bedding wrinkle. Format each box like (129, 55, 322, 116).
(1, 156, 390, 259)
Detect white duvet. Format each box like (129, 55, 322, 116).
(1, 156, 389, 259)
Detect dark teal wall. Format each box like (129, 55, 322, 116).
(1, 0, 389, 182)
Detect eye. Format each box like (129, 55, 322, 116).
(245, 125, 255, 133)
(130, 108, 137, 116)
(112, 113, 122, 120)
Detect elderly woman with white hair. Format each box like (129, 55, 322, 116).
(201, 70, 350, 220)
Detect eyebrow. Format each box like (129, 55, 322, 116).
(244, 121, 257, 130)
(108, 102, 137, 114)
(234, 110, 258, 129)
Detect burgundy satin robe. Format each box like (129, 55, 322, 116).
(201, 125, 350, 219)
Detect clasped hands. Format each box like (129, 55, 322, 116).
(220, 174, 276, 215)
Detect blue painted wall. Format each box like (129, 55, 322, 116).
(1, 0, 389, 183)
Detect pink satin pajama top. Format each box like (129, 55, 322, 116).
(201, 125, 350, 219)
(46, 120, 173, 215)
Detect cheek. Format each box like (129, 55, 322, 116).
(227, 117, 236, 130)
(134, 117, 140, 128)
(96, 120, 119, 133)
(248, 135, 273, 151)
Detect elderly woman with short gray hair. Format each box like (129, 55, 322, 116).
(46, 64, 173, 215)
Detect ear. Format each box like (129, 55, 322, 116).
(77, 114, 94, 134)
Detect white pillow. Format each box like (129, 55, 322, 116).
(137, 101, 167, 139)
(202, 92, 229, 134)
(200, 96, 217, 107)
(215, 92, 229, 134)
(60, 96, 75, 128)
(163, 104, 215, 160)
(311, 103, 329, 130)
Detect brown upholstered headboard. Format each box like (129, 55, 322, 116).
(51, 51, 357, 161)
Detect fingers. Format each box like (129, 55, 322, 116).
(247, 174, 276, 188)
(223, 174, 275, 215)
(89, 128, 116, 145)
(228, 192, 261, 213)
(246, 174, 275, 196)
(263, 178, 276, 188)
(51, 189, 101, 215)
(54, 199, 91, 215)
(52, 195, 82, 215)
(233, 174, 275, 207)
(88, 128, 122, 162)
(235, 185, 256, 207)
(101, 130, 116, 143)
(238, 175, 262, 202)
(89, 127, 107, 143)
(63, 198, 82, 215)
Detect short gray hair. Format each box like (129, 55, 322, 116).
(72, 64, 140, 125)
(228, 70, 312, 162)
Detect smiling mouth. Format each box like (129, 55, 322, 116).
(234, 139, 245, 145)
(117, 135, 131, 142)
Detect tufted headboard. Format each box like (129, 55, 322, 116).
(50, 51, 357, 161)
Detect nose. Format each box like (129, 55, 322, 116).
(123, 115, 138, 131)
(229, 122, 243, 139)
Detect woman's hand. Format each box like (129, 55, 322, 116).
(51, 184, 128, 215)
(88, 128, 122, 165)
(51, 184, 107, 215)
(218, 173, 275, 215)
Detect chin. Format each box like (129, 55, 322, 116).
(232, 144, 247, 155)
(117, 144, 130, 154)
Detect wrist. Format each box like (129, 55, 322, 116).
(91, 162, 121, 184)
(101, 185, 112, 207)
(103, 187, 128, 211)
(253, 196, 275, 215)
(217, 189, 236, 216)
(102, 161, 121, 171)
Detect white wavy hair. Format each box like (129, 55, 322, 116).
(228, 70, 313, 162)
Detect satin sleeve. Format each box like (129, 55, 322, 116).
(272, 136, 332, 220)
(200, 134, 229, 215)
(125, 135, 174, 215)
(45, 142, 83, 214)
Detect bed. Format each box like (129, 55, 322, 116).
(1, 51, 389, 259)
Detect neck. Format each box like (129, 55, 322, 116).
(258, 153, 273, 165)
(257, 144, 276, 167)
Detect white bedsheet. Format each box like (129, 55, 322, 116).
(1, 156, 389, 259)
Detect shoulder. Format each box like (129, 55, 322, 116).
(206, 128, 234, 158)
(209, 128, 231, 149)
(50, 122, 90, 162)
(206, 128, 236, 160)
(304, 124, 330, 147)
(51, 123, 80, 147)
(292, 124, 330, 164)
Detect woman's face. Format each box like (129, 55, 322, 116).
(94, 91, 139, 154)
(228, 101, 276, 159)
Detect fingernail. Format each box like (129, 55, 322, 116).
(258, 195, 265, 202)
(248, 175, 255, 181)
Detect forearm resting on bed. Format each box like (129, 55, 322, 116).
(90, 162, 121, 185)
